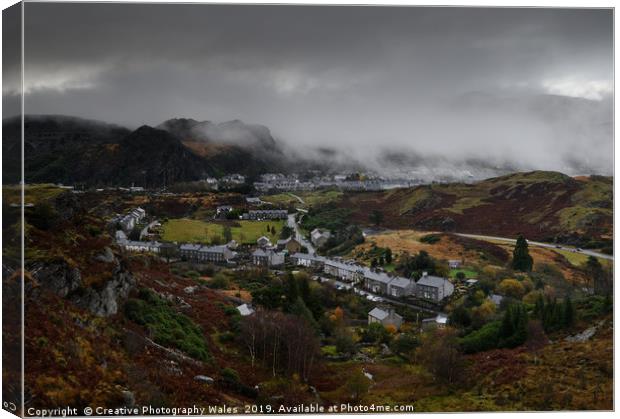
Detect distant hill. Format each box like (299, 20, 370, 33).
(157, 117, 287, 177)
(3, 115, 292, 186)
(338, 171, 612, 244)
(2, 116, 213, 187)
(3, 115, 132, 184)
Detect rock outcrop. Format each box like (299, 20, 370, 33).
(32, 254, 135, 317)
(71, 266, 135, 316)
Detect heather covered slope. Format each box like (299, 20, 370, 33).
(338, 171, 612, 246)
(4, 184, 612, 413)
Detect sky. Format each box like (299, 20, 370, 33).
(4, 4, 614, 175)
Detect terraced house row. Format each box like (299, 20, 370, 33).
(290, 253, 454, 302)
(179, 243, 237, 263)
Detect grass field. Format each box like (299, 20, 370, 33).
(4, 184, 66, 205)
(356, 230, 474, 264)
(553, 248, 611, 268)
(162, 218, 284, 245)
(261, 190, 343, 208)
(475, 237, 611, 267)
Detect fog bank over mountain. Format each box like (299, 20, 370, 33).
(7, 4, 612, 179)
(273, 91, 612, 179)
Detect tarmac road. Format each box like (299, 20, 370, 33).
(287, 213, 316, 255)
(454, 233, 613, 261)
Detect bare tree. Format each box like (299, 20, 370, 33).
(239, 309, 320, 381)
(417, 327, 464, 384)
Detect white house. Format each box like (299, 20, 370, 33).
(236, 303, 255, 316)
(290, 253, 326, 268)
(118, 207, 146, 233)
(448, 259, 462, 269)
(310, 228, 331, 247)
(323, 259, 365, 283)
(421, 313, 448, 330)
(120, 240, 162, 253)
(243, 209, 288, 220)
(256, 236, 272, 248)
(252, 249, 285, 267)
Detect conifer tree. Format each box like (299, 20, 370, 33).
(499, 303, 528, 348)
(563, 296, 575, 328)
(284, 273, 299, 310)
(512, 234, 533, 271)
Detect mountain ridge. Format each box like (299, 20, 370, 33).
(3, 115, 290, 186)
(3, 114, 613, 187)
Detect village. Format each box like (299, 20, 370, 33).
(8, 3, 613, 411)
(147, 171, 426, 193)
(252, 173, 422, 193)
(10, 177, 613, 411)
(110, 202, 491, 333)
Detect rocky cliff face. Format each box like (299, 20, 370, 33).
(32, 249, 135, 317)
(71, 265, 135, 316)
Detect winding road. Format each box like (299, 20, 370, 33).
(454, 233, 613, 261)
(287, 213, 316, 255)
(140, 220, 160, 240)
(288, 192, 306, 205)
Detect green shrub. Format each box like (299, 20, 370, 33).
(221, 367, 240, 384)
(124, 289, 209, 361)
(208, 272, 230, 289)
(362, 322, 392, 344)
(420, 234, 441, 244)
(224, 306, 240, 316)
(460, 321, 501, 354)
(184, 270, 200, 279)
(334, 331, 356, 355)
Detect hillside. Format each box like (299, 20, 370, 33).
(2, 115, 131, 184)
(2, 115, 292, 186)
(158, 118, 288, 177)
(338, 171, 612, 246)
(4, 183, 612, 413)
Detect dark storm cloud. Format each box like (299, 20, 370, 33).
(10, 3, 614, 174)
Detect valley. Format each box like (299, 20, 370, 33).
(3, 170, 613, 413)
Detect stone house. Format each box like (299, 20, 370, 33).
(368, 307, 403, 330)
(415, 273, 454, 302)
(252, 249, 285, 267)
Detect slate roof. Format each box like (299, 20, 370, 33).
(364, 269, 394, 285)
(417, 275, 450, 288)
(180, 243, 202, 251)
(368, 307, 389, 320)
(388, 277, 413, 288)
(207, 245, 229, 254)
(325, 259, 364, 272)
(291, 253, 325, 262)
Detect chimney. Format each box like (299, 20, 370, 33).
(422, 271, 428, 277)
